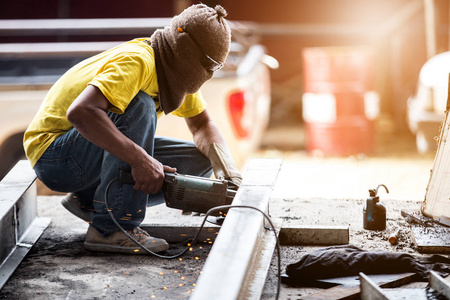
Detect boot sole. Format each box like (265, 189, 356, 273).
(61, 196, 91, 222)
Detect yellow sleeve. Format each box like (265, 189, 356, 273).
(89, 53, 151, 114)
(171, 90, 208, 118)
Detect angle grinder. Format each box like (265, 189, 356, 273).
(118, 170, 237, 216)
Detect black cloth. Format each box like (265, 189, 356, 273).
(285, 245, 450, 285)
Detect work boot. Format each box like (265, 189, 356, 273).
(61, 193, 91, 221)
(84, 226, 169, 254)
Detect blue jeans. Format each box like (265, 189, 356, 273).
(34, 91, 212, 236)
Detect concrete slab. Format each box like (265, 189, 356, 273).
(279, 225, 349, 245)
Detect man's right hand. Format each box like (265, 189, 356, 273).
(130, 152, 176, 194)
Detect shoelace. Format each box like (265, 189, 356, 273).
(128, 227, 150, 241)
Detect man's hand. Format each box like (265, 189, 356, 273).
(130, 153, 176, 194)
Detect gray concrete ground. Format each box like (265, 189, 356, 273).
(0, 124, 445, 299)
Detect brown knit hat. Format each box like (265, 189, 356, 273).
(172, 4, 231, 66)
(151, 4, 231, 114)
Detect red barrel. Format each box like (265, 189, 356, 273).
(302, 46, 377, 156)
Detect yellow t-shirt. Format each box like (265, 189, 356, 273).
(23, 38, 207, 167)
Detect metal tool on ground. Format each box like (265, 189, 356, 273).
(364, 184, 388, 230)
(119, 170, 237, 215)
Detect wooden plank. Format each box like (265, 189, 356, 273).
(401, 209, 450, 227)
(422, 82, 450, 221)
(279, 225, 349, 246)
(401, 209, 430, 225)
(411, 226, 450, 253)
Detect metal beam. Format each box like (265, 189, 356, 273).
(359, 272, 390, 300)
(0, 160, 51, 290)
(429, 271, 450, 299)
(191, 158, 282, 300)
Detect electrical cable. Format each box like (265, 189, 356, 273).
(105, 177, 281, 300)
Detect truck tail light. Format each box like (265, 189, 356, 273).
(228, 90, 249, 139)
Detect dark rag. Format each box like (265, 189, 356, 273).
(285, 245, 450, 285)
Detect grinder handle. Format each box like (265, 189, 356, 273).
(118, 170, 175, 186)
(118, 170, 135, 186)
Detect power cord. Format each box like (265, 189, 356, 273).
(105, 177, 281, 300)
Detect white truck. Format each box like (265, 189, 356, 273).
(0, 19, 276, 179)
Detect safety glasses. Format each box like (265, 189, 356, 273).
(178, 27, 224, 72)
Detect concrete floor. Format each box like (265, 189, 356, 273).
(0, 125, 444, 299)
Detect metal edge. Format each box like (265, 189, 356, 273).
(429, 271, 450, 299)
(359, 272, 390, 300)
(0, 217, 51, 290)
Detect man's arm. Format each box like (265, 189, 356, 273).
(66, 85, 175, 194)
(185, 109, 226, 156)
(186, 109, 242, 185)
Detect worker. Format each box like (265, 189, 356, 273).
(23, 4, 242, 254)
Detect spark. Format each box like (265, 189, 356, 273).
(179, 284, 184, 287)
(159, 272, 164, 276)
(163, 286, 168, 290)
(195, 257, 199, 260)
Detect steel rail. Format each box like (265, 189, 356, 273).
(191, 158, 283, 300)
